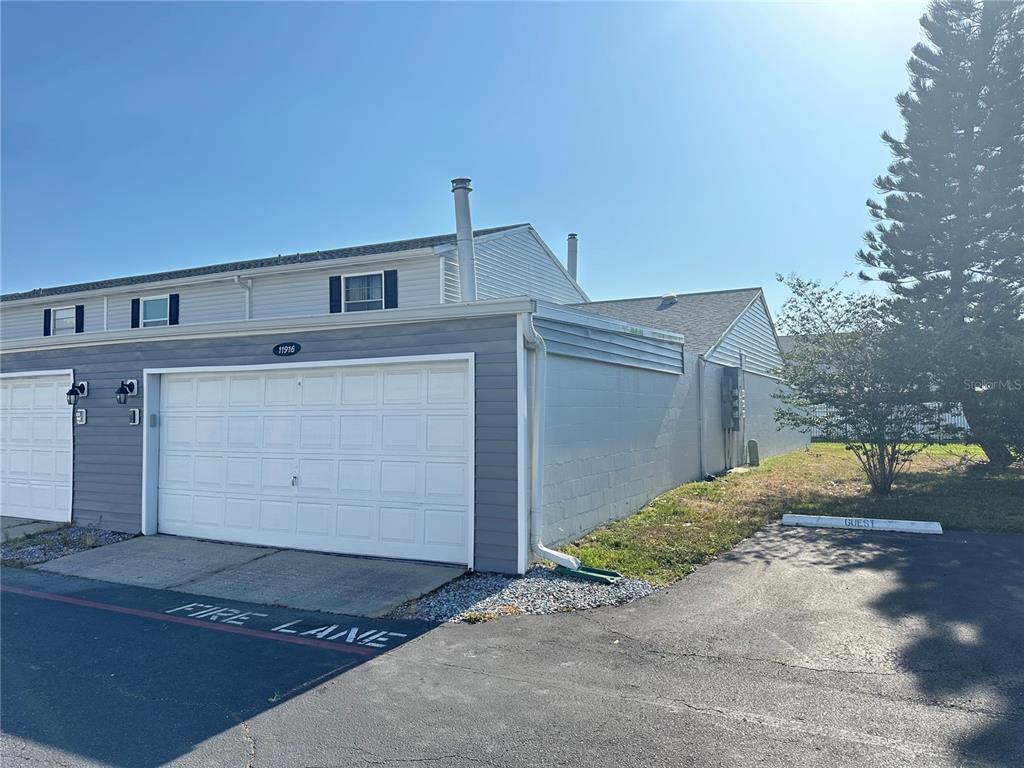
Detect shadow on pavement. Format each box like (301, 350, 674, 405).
(723, 525, 1024, 766)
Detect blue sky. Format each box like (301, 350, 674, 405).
(2, 1, 927, 313)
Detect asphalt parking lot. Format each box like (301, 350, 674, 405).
(3, 524, 1022, 768)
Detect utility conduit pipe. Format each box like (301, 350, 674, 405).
(522, 313, 581, 571)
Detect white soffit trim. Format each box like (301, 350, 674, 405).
(534, 301, 685, 345)
(0, 368, 75, 379)
(782, 514, 943, 535)
(0, 297, 536, 354)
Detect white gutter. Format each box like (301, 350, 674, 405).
(522, 312, 581, 571)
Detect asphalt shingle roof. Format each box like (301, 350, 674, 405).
(571, 288, 763, 354)
(1, 224, 527, 303)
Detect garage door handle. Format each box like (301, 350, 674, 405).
(291, 475, 298, 487)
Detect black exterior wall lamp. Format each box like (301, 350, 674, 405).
(66, 382, 88, 406)
(115, 379, 138, 405)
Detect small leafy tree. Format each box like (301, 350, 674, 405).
(774, 276, 956, 494)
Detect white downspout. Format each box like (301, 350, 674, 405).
(697, 355, 705, 479)
(522, 312, 581, 571)
(234, 275, 252, 319)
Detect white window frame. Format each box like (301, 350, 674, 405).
(139, 293, 170, 328)
(342, 271, 385, 313)
(50, 305, 77, 336)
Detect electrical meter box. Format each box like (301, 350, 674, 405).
(721, 366, 744, 430)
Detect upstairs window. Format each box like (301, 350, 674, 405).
(131, 294, 179, 328)
(52, 307, 77, 335)
(43, 304, 84, 336)
(344, 273, 384, 312)
(142, 296, 169, 327)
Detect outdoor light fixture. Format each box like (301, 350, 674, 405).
(115, 379, 138, 405)
(66, 382, 88, 406)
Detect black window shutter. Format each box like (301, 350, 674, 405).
(329, 276, 342, 313)
(42, 308, 52, 337)
(384, 270, 398, 309)
(75, 304, 85, 333)
(131, 298, 141, 328)
(168, 293, 180, 325)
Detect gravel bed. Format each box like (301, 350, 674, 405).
(1, 526, 135, 566)
(402, 565, 656, 623)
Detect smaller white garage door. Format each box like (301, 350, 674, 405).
(0, 373, 73, 522)
(157, 359, 473, 565)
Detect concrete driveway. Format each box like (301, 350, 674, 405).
(3, 524, 1022, 767)
(33, 534, 463, 617)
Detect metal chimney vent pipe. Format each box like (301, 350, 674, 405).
(451, 178, 477, 302)
(567, 233, 579, 281)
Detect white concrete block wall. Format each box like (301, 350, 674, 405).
(742, 371, 809, 459)
(541, 351, 704, 546)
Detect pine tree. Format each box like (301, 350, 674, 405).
(856, 0, 1024, 465)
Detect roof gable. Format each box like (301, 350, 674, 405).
(571, 288, 763, 354)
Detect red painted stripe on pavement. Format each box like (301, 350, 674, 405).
(0, 584, 376, 656)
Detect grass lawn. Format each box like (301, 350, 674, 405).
(564, 443, 1023, 586)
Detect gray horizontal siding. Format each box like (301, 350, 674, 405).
(706, 297, 784, 376)
(0, 314, 520, 574)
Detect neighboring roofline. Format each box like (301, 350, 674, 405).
(577, 287, 763, 306)
(1, 224, 527, 304)
(0, 296, 537, 354)
(703, 289, 786, 361)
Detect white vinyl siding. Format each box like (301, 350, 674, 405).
(442, 228, 586, 305)
(0, 257, 440, 341)
(252, 257, 439, 320)
(705, 297, 785, 376)
(0, 297, 105, 344)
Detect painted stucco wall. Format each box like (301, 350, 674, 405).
(0, 315, 521, 574)
(540, 354, 805, 548)
(741, 371, 809, 460)
(540, 351, 704, 546)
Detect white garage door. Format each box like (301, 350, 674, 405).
(157, 359, 473, 565)
(0, 373, 73, 522)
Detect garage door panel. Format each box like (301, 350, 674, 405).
(264, 374, 299, 406)
(381, 415, 419, 450)
(300, 372, 337, 405)
(157, 361, 472, 565)
(296, 502, 333, 536)
(380, 461, 420, 496)
(0, 374, 73, 523)
(339, 460, 375, 494)
(339, 416, 376, 450)
(224, 497, 258, 529)
(259, 500, 293, 533)
(299, 416, 334, 448)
